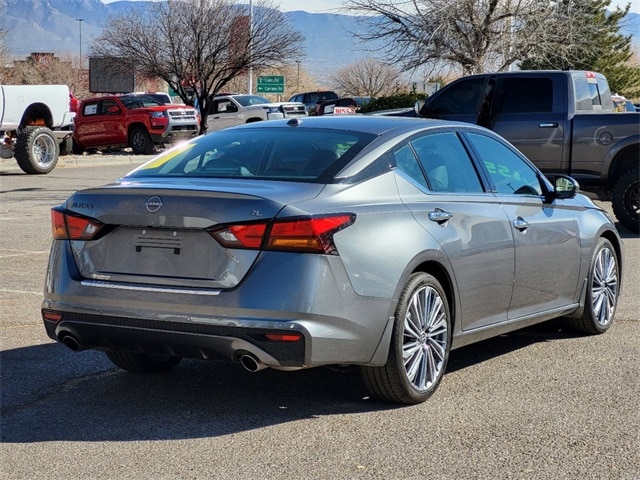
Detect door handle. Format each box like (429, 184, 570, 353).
(538, 122, 558, 128)
(429, 208, 453, 224)
(512, 217, 529, 231)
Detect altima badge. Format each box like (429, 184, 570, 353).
(145, 196, 164, 213)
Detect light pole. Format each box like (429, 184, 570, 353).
(75, 18, 83, 69)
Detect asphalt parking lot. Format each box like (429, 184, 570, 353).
(1, 153, 639, 480)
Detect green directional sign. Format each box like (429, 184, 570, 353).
(257, 75, 285, 94)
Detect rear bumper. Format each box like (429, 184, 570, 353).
(42, 310, 306, 368)
(42, 241, 395, 368)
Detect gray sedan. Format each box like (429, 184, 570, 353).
(42, 116, 623, 404)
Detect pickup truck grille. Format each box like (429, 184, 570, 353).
(282, 105, 306, 117)
(168, 109, 198, 121)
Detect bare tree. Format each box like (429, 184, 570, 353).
(344, 0, 612, 75)
(7, 53, 89, 96)
(330, 58, 402, 97)
(0, 5, 10, 78)
(91, 0, 304, 133)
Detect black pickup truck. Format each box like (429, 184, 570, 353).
(413, 70, 639, 232)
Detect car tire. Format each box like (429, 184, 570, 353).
(129, 126, 155, 155)
(360, 272, 451, 404)
(59, 137, 72, 156)
(106, 350, 181, 374)
(611, 167, 639, 233)
(567, 238, 620, 335)
(71, 138, 85, 155)
(14, 126, 59, 174)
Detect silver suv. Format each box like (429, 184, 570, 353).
(206, 94, 306, 131)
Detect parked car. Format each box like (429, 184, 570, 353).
(316, 97, 359, 116)
(43, 116, 623, 405)
(206, 94, 306, 131)
(288, 90, 339, 115)
(73, 93, 199, 155)
(612, 95, 636, 112)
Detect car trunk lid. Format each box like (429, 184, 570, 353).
(62, 180, 324, 289)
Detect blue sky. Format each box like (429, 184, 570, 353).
(101, 0, 640, 13)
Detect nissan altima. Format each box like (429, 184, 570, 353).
(42, 116, 623, 404)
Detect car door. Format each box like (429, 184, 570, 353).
(75, 100, 105, 147)
(99, 98, 127, 145)
(207, 98, 242, 131)
(488, 75, 569, 173)
(393, 130, 516, 330)
(464, 131, 582, 319)
(76, 99, 125, 148)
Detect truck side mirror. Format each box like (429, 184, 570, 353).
(414, 100, 425, 115)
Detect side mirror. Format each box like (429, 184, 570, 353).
(414, 100, 425, 115)
(550, 175, 579, 200)
(107, 106, 121, 114)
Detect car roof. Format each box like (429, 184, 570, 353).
(231, 115, 472, 136)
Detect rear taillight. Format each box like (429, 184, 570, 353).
(210, 223, 267, 249)
(51, 207, 103, 240)
(209, 214, 355, 254)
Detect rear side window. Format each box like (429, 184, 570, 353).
(496, 78, 553, 113)
(412, 132, 484, 193)
(126, 128, 375, 182)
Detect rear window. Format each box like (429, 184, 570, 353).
(496, 78, 553, 113)
(126, 127, 375, 182)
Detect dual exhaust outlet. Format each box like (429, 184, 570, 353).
(58, 332, 269, 373)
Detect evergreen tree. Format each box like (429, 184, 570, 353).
(521, 0, 640, 98)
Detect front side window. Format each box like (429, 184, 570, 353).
(466, 132, 543, 196)
(423, 77, 486, 115)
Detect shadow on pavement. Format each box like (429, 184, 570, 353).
(1, 319, 578, 443)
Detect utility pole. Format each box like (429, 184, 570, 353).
(75, 18, 83, 69)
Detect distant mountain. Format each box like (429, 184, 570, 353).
(2, 0, 638, 84)
(0, 0, 384, 83)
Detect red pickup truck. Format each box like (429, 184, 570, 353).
(73, 93, 199, 154)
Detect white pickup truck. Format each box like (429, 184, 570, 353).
(0, 84, 75, 174)
(206, 94, 306, 131)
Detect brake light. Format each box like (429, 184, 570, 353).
(211, 223, 267, 249)
(51, 208, 103, 240)
(266, 215, 354, 254)
(209, 214, 355, 254)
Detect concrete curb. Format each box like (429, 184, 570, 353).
(1, 152, 153, 173)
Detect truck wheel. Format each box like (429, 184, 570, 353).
(59, 137, 72, 156)
(129, 127, 155, 155)
(14, 126, 59, 174)
(611, 167, 639, 233)
(72, 138, 85, 155)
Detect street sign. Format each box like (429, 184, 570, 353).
(257, 75, 285, 94)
